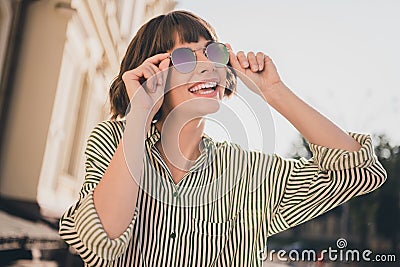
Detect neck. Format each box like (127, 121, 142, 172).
(155, 113, 205, 171)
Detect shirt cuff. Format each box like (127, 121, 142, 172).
(308, 132, 376, 171)
(75, 192, 138, 261)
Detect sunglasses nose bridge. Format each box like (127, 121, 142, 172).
(188, 47, 213, 73)
(191, 47, 207, 61)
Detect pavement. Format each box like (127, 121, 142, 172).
(0, 210, 67, 266)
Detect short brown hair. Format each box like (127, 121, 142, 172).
(109, 10, 237, 120)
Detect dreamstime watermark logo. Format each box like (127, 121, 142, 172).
(258, 238, 397, 263)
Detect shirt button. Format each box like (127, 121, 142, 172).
(173, 191, 179, 197)
(169, 232, 176, 239)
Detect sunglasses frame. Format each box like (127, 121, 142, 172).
(169, 42, 230, 73)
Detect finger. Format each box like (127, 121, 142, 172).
(125, 67, 143, 81)
(225, 43, 242, 71)
(142, 65, 157, 79)
(247, 52, 258, 72)
(263, 54, 274, 65)
(263, 54, 278, 73)
(158, 57, 171, 89)
(159, 57, 171, 72)
(142, 67, 157, 92)
(256, 52, 265, 71)
(147, 63, 162, 87)
(122, 71, 144, 100)
(237, 51, 249, 69)
(144, 52, 170, 65)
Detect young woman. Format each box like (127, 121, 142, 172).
(59, 11, 386, 266)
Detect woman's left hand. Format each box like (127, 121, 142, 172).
(226, 43, 283, 98)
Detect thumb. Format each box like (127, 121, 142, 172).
(159, 56, 170, 72)
(225, 43, 243, 72)
(158, 57, 171, 90)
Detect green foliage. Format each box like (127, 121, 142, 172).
(371, 135, 400, 250)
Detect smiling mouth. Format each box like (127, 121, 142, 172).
(188, 81, 218, 96)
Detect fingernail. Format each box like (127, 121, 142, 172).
(243, 61, 249, 67)
(259, 65, 263, 71)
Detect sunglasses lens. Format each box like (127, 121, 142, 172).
(206, 43, 229, 66)
(171, 48, 196, 73)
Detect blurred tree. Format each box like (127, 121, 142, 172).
(372, 135, 400, 251)
(347, 184, 379, 248)
(288, 136, 312, 160)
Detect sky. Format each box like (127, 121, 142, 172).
(175, 0, 400, 156)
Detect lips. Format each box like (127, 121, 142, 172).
(188, 81, 218, 97)
(188, 81, 217, 93)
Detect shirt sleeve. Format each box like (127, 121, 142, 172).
(59, 121, 138, 266)
(253, 132, 387, 237)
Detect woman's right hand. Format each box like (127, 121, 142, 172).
(122, 53, 170, 119)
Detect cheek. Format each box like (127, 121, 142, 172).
(165, 70, 191, 103)
(218, 67, 228, 86)
(164, 88, 187, 107)
(218, 68, 228, 96)
(168, 68, 190, 90)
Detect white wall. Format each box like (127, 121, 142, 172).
(0, 0, 71, 201)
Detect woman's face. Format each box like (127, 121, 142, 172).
(159, 37, 228, 121)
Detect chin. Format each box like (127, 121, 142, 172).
(166, 99, 220, 121)
(189, 98, 221, 116)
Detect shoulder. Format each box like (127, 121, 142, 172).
(86, 120, 126, 153)
(211, 138, 272, 161)
(211, 138, 262, 155)
(89, 120, 125, 139)
(212, 138, 297, 169)
(211, 138, 244, 153)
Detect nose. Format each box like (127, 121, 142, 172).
(195, 51, 215, 73)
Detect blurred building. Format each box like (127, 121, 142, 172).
(0, 0, 175, 264)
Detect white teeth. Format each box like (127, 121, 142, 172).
(197, 89, 214, 95)
(189, 82, 217, 93)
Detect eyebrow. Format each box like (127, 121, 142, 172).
(205, 40, 214, 46)
(191, 40, 214, 51)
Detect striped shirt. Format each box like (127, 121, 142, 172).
(59, 120, 386, 266)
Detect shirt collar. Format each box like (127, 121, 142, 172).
(146, 122, 161, 147)
(145, 122, 214, 151)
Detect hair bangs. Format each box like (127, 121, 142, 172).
(174, 15, 216, 44)
(153, 11, 217, 54)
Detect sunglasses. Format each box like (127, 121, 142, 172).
(169, 42, 230, 73)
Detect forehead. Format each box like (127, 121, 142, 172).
(172, 36, 211, 50)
